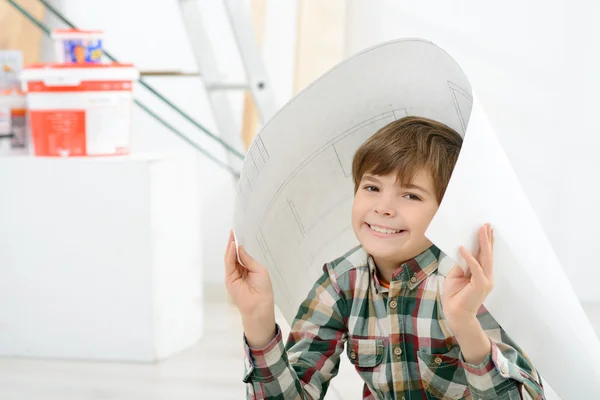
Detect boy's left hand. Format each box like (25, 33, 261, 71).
(442, 224, 495, 334)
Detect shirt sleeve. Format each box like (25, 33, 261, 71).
(242, 264, 348, 400)
(459, 307, 545, 400)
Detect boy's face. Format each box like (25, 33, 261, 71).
(352, 168, 439, 269)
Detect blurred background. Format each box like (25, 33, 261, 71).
(0, 0, 598, 399)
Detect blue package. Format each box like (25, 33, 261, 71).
(62, 39, 103, 63)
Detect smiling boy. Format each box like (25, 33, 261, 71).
(225, 116, 545, 399)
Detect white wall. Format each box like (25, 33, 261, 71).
(562, 2, 600, 302)
(346, 0, 600, 301)
(41, 0, 298, 284)
(38, 0, 599, 299)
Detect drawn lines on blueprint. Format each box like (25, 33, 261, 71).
(257, 230, 277, 276)
(238, 136, 270, 207)
(306, 224, 356, 282)
(257, 229, 294, 311)
(288, 200, 307, 235)
(289, 193, 353, 239)
(332, 108, 407, 177)
(448, 81, 473, 135)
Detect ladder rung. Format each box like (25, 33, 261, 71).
(205, 82, 251, 91)
(139, 70, 201, 77)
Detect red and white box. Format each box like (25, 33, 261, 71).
(20, 63, 138, 157)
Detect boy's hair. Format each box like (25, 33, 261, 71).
(352, 116, 463, 203)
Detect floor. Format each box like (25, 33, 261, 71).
(0, 285, 363, 400)
(1, 286, 599, 400)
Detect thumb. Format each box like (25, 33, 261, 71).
(224, 241, 237, 277)
(239, 246, 263, 273)
(447, 264, 466, 279)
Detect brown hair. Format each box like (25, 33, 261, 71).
(352, 116, 463, 203)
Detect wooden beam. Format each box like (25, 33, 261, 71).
(294, 0, 346, 94)
(241, 0, 267, 150)
(0, 0, 46, 65)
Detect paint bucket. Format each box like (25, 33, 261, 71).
(52, 29, 104, 64)
(20, 63, 138, 157)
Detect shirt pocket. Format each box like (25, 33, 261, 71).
(347, 337, 384, 394)
(417, 345, 470, 400)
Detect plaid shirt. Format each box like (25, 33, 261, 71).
(242, 245, 544, 399)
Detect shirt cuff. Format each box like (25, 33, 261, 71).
(242, 324, 287, 383)
(460, 339, 518, 396)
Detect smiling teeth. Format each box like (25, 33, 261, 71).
(370, 225, 402, 234)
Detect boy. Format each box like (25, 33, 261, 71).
(225, 116, 544, 399)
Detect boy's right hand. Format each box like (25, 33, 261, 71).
(224, 230, 276, 348)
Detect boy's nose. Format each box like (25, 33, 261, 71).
(374, 202, 396, 217)
(375, 208, 395, 217)
(372, 192, 398, 216)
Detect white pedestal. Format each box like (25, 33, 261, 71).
(0, 153, 203, 362)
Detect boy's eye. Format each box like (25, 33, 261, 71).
(363, 185, 379, 192)
(404, 193, 422, 201)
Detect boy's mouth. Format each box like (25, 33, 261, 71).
(366, 223, 406, 235)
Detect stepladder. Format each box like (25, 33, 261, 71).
(177, 0, 278, 172)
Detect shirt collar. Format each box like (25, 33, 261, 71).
(368, 245, 444, 293)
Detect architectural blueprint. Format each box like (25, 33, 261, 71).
(233, 38, 599, 398)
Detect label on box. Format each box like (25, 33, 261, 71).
(0, 51, 23, 88)
(62, 39, 103, 63)
(29, 96, 131, 156)
(30, 110, 86, 156)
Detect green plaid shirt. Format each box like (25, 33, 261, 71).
(242, 245, 544, 399)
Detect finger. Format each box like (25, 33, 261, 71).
(474, 225, 487, 263)
(475, 225, 486, 260)
(239, 246, 263, 273)
(460, 246, 485, 286)
(479, 224, 490, 254)
(225, 229, 235, 265)
(224, 231, 234, 264)
(480, 224, 493, 280)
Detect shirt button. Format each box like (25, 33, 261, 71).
(410, 276, 417, 283)
(389, 300, 398, 309)
(500, 366, 507, 375)
(434, 357, 443, 365)
(350, 351, 357, 360)
(394, 347, 402, 357)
